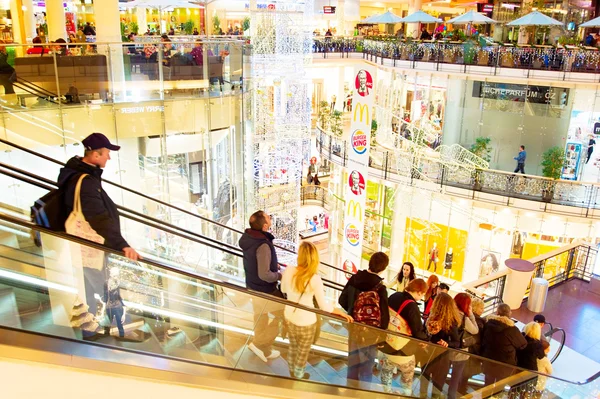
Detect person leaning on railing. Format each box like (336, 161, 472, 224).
(27, 36, 47, 55)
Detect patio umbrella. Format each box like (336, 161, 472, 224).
(447, 10, 497, 25)
(580, 16, 600, 28)
(506, 11, 563, 27)
(367, 11, 404, 24)
(399, 10, 442, 24)
(359, 14, 380, 24)
(125, 0, 202, 11)
(506, 11, 563, 45)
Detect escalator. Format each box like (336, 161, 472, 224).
(12, 77, 61, 105)
(0, 137, 350, 289)
(0, 212, 597, 398)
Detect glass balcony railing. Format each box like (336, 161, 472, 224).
(0, 145, 349, 296)
(1, 40, 245, 109)
(0, 211, 598, 398)
(316, 126, 600, 213)
(313, 36, 600, 77)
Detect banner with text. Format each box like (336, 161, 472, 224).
(342, 66, 375, 271)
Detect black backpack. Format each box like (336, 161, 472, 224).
(30, 177, 78, 246)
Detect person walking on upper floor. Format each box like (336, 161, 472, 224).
(281, 242, 352, 379)
(376, 278, 429, 395)
(587, 135, 596, 164)
(481, 303, 527, 386)
(514, 145, 527, 174)
(387, 261, 416, 293)
(58, 133, 141, 312)
(517, 321, 546, 371)
(339, 252, 390, 389)
(239, 210, 283, 362)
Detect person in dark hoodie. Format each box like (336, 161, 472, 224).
(339, 252, 390, 388)
(238, 210, 282, 363)
(481, 303, 527, 385)
(58, 133, 140, 312)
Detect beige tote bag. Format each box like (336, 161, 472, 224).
(65, 174, 105, 270)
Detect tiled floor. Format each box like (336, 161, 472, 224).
(512, 279, 600, 364)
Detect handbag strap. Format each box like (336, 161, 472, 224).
(73, 174, 89, 214)
(292, 278, 312, 313)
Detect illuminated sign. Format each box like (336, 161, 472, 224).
(120, 105, 164, 114)
(348, 170, 365, 196)
(351, 129, 368, 154)
(355, 69, 373, 98)
(323, 6, 336, 14)
(345, 223, 361, 246)
(353, 102, 370, 124)
(347, 200, 363, 222)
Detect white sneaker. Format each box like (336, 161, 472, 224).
(248, 343, 268, 362)
(266, 349, 281, 360)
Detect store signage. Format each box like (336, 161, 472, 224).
(594, 122, 600, 135)
(323, 6, 336, 14)
(345, 223, 361, 246)
(342, 259, 357, 280)
(351, 129, 368, 154)
(342, 66, 376, 270)
(120, 105, 165, 114)
(244, 3, 276, 9)
(347, 200, 363, 222)
(472, 81, 568, 105)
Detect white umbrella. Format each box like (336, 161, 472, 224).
(367, 11, 404, 24)
(125, 0, 202, 11)
(506, 11, 563, 27)
(400, 10, 442, 24)
(448, 10, 497, 25)
(580, 16, 600, 28)
(360, 14, 380, 24)
(506, 11, 563, 45)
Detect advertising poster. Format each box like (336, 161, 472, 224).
(404, 218, 468, 281)
(342, 66, 376, 270)
(479, 250, 501, 279)
(561, 141, 582, 181)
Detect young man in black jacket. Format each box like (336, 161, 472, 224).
(339, 252, 389, 388)
(58, 133, 140, 313)
(481, 303, 527, 385)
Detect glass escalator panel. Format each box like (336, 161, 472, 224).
(0, 215, 597, 398)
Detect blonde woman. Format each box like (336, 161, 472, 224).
(517, 321, 545, 371)
(281, 242, 353, 379)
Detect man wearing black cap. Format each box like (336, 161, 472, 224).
(58, 133, 139, 260)
(58, 133, 140, 313)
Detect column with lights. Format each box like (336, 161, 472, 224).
(244, 0, 314, 262)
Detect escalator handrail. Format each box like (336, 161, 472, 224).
(0, 211, 597, 387)
(0, 164, 345, 291)
(544, 327, 566, 364)
(0, 137, 349, 275)
(15, 77, 59, 98)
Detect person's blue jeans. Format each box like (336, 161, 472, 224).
(448, 360, 467, 399)
(514, 163, 525, 174)
(106, 307, 125, 337)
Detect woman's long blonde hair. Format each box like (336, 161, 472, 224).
(523, 321, 541, 340)
(294, 242, 320, 293)
(427, 292, 461, 332)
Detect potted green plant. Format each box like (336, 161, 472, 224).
(470, 137, 492, 190)
(183, 21, 195, 35)
(540, 146, 565, 202)
(371, 119, 378, 146)
(318, 101, 330, 129)
(129, 22, 139, 35)
(212, 15, 221, 35)
(242, 17, 250, 35)
(330, 110, 343, 137)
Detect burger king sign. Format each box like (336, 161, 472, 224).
(351, 129, 368, 155)
(345, 223, 361, 246)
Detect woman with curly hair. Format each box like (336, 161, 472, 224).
(387, 261, 416, 292)
(420, 292, 462, 398)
